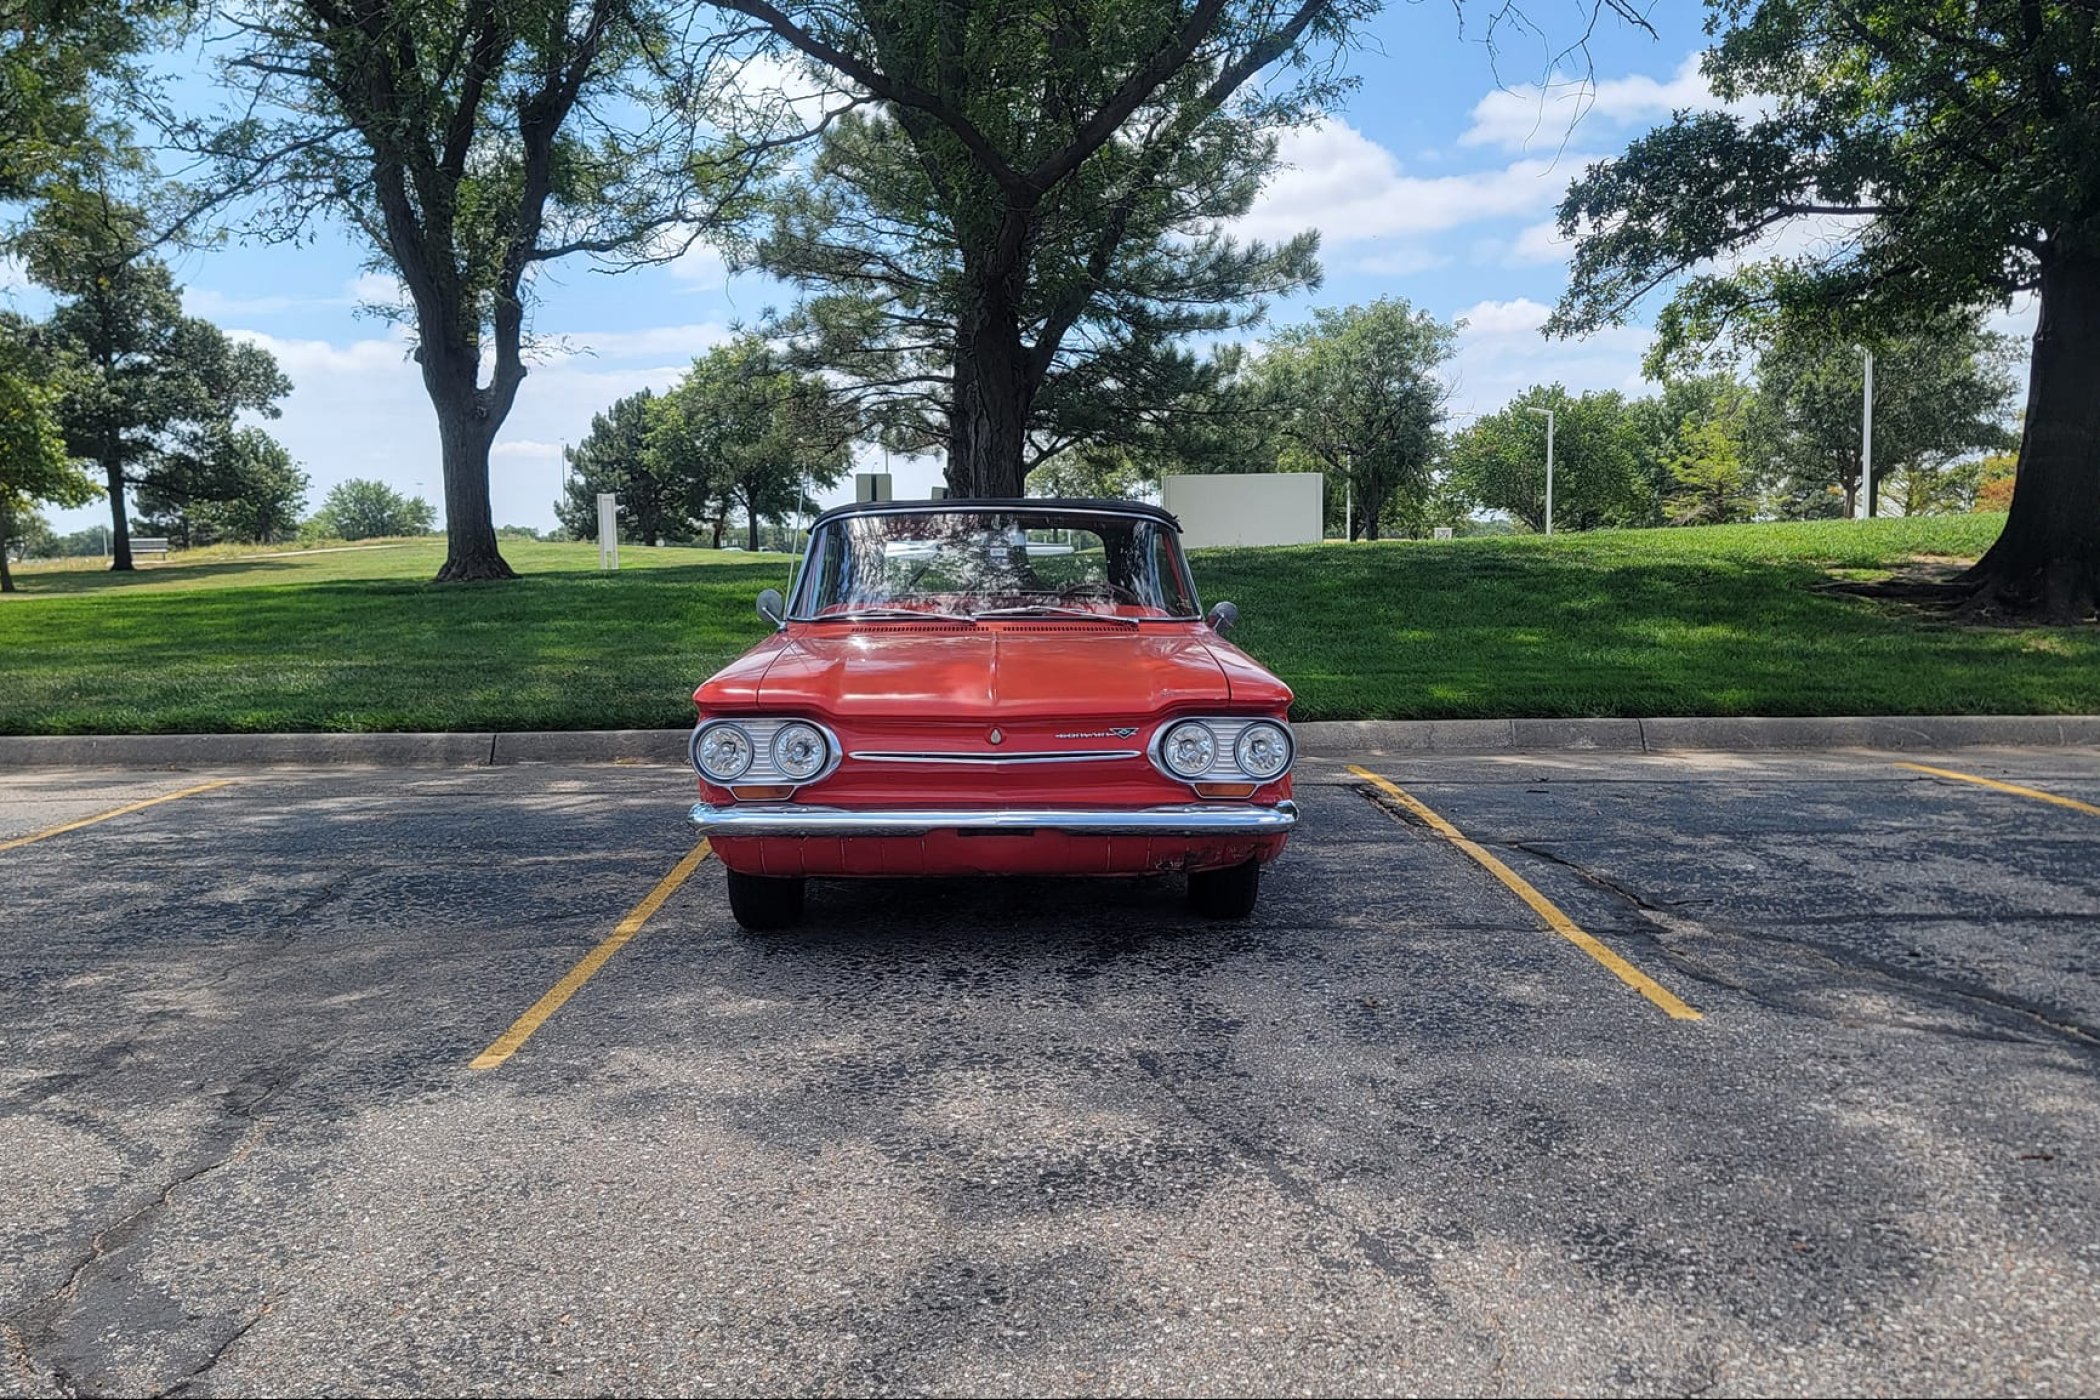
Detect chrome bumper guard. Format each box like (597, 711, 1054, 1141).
(688, 799, 1299, 839)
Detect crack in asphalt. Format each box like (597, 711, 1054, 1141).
(1126, 1044, 1445, 1304)
(1500, 839, 2100, 1052)
(4, 1076, 290, 1397)
(152, 1304, 269, 1400)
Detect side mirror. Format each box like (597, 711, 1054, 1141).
(1205, 600, 1239, 634)
(757, 588, 786, 629)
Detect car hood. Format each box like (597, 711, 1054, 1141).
(753, 626, 1246, 721)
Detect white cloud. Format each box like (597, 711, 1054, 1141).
(1445, 296, 1654, 420)
(0, 254, 25, 291)
(491, 439, 564, 461)
(183, 272, 410, 323)
(1462, 54, 1730, 154)
(1506, 218, 1573, 266)
(186, 323, 727, 531)
(346, 272, 411, 310)
(667, 243, 730, 291)
(184, 288, 307, 318)
(536, 321, 736, 362)
(1238, 119, 1592, 248)
(1986, 292, 2039, 345)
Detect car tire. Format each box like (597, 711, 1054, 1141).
(1186, 858, 1260, 920)
(726, 869, 805, 931)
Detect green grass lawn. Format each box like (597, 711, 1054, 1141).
(3, 517, 2095, 733)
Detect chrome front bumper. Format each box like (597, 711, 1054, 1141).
(688, 799, 1299, 839)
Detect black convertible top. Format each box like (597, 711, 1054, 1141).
(807, 497, 1181, 531)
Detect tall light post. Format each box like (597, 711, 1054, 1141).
(1524, 405, 1557, 536)
(1858, 346, 1876, 519)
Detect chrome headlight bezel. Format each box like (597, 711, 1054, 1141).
(1148, 715, 1295, 787)
(693, 721, 756, 782)
(1156, 720, 1219, 779)
(690, 717, 841, 788)
(770, 722, 829, 781)
(1233, 720, 1294, 781)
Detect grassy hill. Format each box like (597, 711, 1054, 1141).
(3, 517, 2095, 733)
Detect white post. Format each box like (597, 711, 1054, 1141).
(1860, 347, 1875, 520)
(1544, 411, 1556, 537)
(1344, 477, 1352, 541)
(597, 492, 619, 571)
(1525, 405, 1556, 535)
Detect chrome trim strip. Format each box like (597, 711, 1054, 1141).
(846, 749, 1142, 765)
(688, 800, 1299, 839)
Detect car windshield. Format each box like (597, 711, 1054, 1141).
(790, 508, 1200, 621)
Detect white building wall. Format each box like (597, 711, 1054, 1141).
(1160, 472, 1325, 548)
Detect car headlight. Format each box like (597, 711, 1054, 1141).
(1233, 721, 1293, 780)
(1159, 720, 1218, 779)
(771, 722, 830, 780)
(695, 723, 755, 782)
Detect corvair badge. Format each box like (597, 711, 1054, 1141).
(1055, 727, 1140, 740)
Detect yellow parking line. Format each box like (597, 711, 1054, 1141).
(1896, 762, 2100, 818)
(0, 779, 236, 854)
(1347, 766, 1703, 1021)
(471, 841, 712, 1071)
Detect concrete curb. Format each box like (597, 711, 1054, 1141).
(3, 716, 2099, 769)
(1296, 714, 2100, 755)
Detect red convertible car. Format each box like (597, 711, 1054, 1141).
(688, 499, 1298, 930)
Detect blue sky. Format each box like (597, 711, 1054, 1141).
(10, 3, 2032, 537)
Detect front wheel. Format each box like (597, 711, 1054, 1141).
(726, 869, 805, 931)
(1186, 858, 1260, 920)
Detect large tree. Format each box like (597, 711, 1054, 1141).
(183, 0, 773, 581)
(553, 389, 694, 545)
(1, 1, 166, 201)
(653, 335, 852, 551)
(1255, 298, 1456, 540)
(136, 426, 310, 545)
(717, 0, 1367, 497)
(1445, 386, 1653, 534)
(1551, 0, 2100, 618)
(310, 478, 436, 540)
(1742, 308, 2016, 520)
(20, 186, 291, 570)
(0, 317, 99, 593)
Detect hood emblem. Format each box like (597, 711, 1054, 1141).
(987, 728, 1004, 745)
(1056, 726, 1139, 740)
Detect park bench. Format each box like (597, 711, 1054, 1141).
(132, 538, 170, 558)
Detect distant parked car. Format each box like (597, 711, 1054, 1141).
(687, 498, 1298, 930)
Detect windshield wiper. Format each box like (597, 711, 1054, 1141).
(811, 607, 977, 624)
(970, 605, 1140, 627)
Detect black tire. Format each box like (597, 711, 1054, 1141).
(726, 869, 806, 931)
(1186, 858, 1260, 920)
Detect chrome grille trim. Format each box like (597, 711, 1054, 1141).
(847, 749, 1141, 765)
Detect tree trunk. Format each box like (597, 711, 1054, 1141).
(745, 485, 761, 552)
(104, 454, 133, 572)
(0, 519, 14, 593)
(1962, 246, 2100, 620)
(711, 513, 725, 550)
(431, 393, 517, 583)
(945, 292, 1032, 498)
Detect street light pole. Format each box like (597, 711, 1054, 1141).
(1524, 405, 1556, 536)
(1860, 347, 1875, 519)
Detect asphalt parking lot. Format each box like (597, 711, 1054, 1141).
(3, 748, 2098, 1397)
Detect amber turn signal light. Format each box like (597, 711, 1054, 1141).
(1193, 782, 1257, 799)
(729, 785, 796, 801)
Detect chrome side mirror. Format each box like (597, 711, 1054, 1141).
(757, 588, 786, 628)
(1205, 600, 1239, 634)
